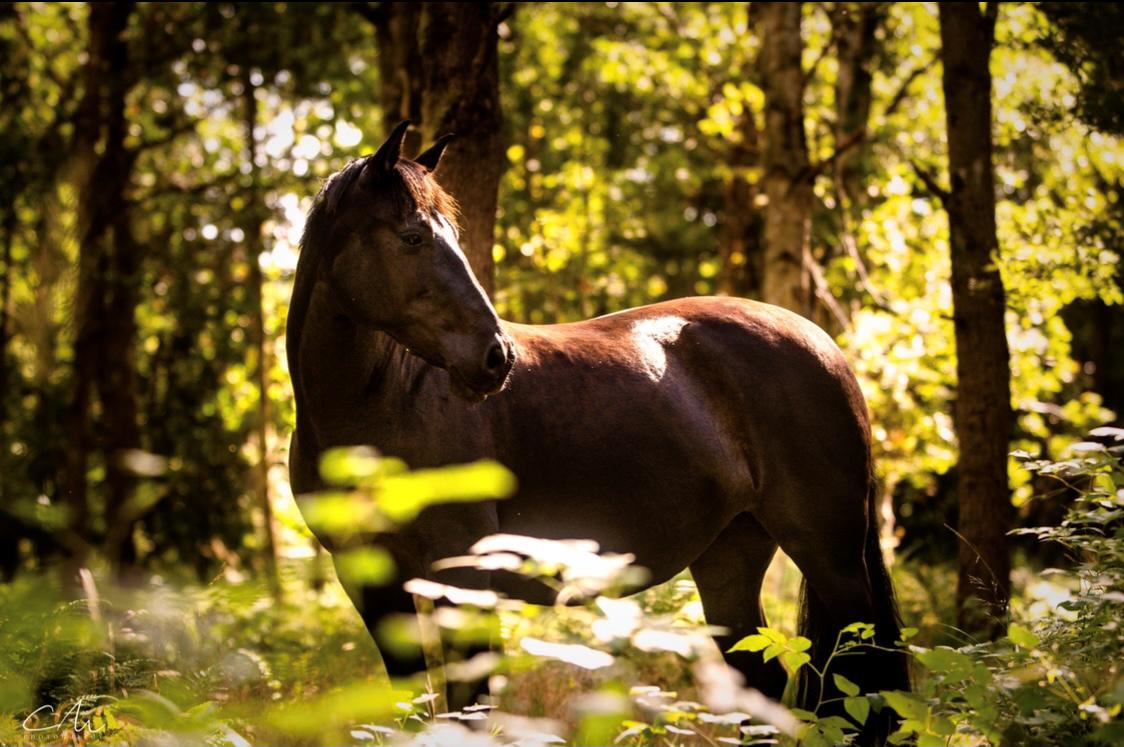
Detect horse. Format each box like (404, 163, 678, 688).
(287, 121, 910, 734)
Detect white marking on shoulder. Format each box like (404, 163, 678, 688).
(632, 316, 688, 381)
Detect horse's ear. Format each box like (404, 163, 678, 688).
(365, 119, 412, 179)
(414, 133, 455, 172)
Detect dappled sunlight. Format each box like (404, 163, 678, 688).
(2, 2, 1122, 745)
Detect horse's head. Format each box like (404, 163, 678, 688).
(318, 121, 514, 400)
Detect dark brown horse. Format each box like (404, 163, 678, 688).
(288, 122, 909, 729)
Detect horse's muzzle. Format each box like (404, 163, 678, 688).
(449, 332, 514, 402)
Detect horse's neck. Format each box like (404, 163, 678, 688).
(295, 279, 413, 443)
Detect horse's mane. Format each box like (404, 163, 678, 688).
(286, 157, 459, 410)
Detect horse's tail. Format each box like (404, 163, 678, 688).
(796, 473, 911, 730)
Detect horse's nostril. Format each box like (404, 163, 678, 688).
(484, 340, 507, 373)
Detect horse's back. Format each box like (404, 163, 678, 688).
(507, 296, 843, 363)
(493, 296, 870, 565)
(505, 296, 857, 409)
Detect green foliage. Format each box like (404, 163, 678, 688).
(301, 446, 515, 538)
(3, 442, 1124, 745)
(0, 2, 1122, 745)
(721, 441, 1124, 746)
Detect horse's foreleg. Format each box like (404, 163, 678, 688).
(413, 502, 503, 712)
(429, 564, 497, 712)
(347, 565, 495, 711)
(689, 512, 787, 698)
(349, 566, 432, 687)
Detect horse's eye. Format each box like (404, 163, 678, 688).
(401, 232, 423, 248)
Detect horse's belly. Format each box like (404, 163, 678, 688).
(496, 460, 738, 589)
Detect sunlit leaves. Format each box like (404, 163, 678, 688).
(302, 447, 516, 540)
(334, 546, 395, 587)
(833, 673, 860, 697)
(1007, 622, 1041, 650)
(261, 682, 405, 739)
(844, 693, 870, 726)
(729, 627, 813, 674)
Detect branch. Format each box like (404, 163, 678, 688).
(807, 253, 851, 331)
(133, 170, 242, 205)
(831, 167, 890, 311)
(803, 13, 838, 88)
(808, 127, 868, 180)
(130, 118, 200, 154)
(350, 1, 384, 27)
(12, 7, 68, 92)
(494, 2, 516, 27)
(880, 55, 938, 122)
(910, 160, 951, 204)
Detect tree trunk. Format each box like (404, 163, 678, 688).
(419, 3, 505, 296)
(0, 211, 12, 416)
(65, 1, 139, 574)
(359, 2, 505, 294)
(371, 2, 424, 157)
(754, 2, 813, 316)
(0, 212, 15, 579)
(938, 2, 1012, 638)
(242, 69, 281, 599)
(832, 2, 894, 552)
(831, 2, 883, 207)
(718, 109, 764, 298)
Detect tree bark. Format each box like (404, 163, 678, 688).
(358, 3, 505, 294)
(0, 212, 12, 414)
(65, 1, 140, 574)
(370, 2, 424, 157)
(0, 212, 14, 579)
(242, 69, 281, 599)
(831, 2, 884, 207)
(938, 2, 1012, 638)
(754, 2, 813, 316)
(418, 3, 505, 296)
(718, 109, 764, 298)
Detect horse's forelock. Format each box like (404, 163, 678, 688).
(317, 156, 459, 230)
(394, 159, 460, 229)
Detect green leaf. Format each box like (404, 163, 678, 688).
(833, 674, 860, 697)
(915, 646, 972, 674)
(379, 461, 516, 522)
(320, 446, 382, 485)
(781, 650, 811, 673)
(817, 720, 848, 746)
(757, 626, 788, 644)
(729, 634, 770, 653)
(297, 491, 386, 536)
(334, 546, 395, 586)
(789, 636, 812, 652)
(844, 696, 870, 726)
(931, 716, 955, 736)
(881, 691, 929, 721)
(842, 622, 875, 640)
(1007, 622, 1040, 649)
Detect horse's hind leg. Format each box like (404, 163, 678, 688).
(753, 474, 909, 745)
(690, 512, 787, 698)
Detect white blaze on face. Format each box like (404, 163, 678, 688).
(431, 213, 465, 259)
(631, 316, 688, 381)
